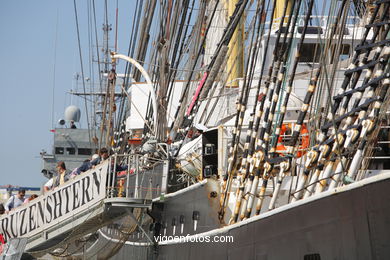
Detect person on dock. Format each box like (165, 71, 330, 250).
(53, 161, 70, 187)
(70, 120, 77, 129)
(4, 189, 25, 212)
(44, 161, 70, 190)
(43, 171, 54, 192)
(91, 148, 109, 167)
(24, 194, 38, 203)
(70, 153, 101, 179)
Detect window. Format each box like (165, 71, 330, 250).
(339, 44, 351, 60)
(335, 27, 349, 35)
(66, 147, 76, 155)
(304, 253, 321, 260)
(298, 26, 323, 34)
(78, 148, 92, 155)
(299, 43, 321, 63)
(275, 26, 288, 34)
(298, 43, 350, 63)
(55, 147, 64, 155)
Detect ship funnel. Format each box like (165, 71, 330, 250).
(64, 105, 81, 122)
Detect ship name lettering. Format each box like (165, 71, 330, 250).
(0, 165, 105, 242)
(19, 208, 27, 236)
(46, 195, 53, 223)
(0, 217, 11, 242)
(72, 180, 81, 210)
(92, 171, 100, 194)
(81, 175, 91, 205)
(62, 185, 72, 214)
(36, 198, 46, 228)
(9, 213, 18, 238)
(28, 204, 37, 232)
(52, 190, 62, 219)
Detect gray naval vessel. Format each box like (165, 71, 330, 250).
(1, 0, 390, 259)
(40, 105, 98, 180)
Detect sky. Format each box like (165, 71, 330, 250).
(0, 0, 134, 187)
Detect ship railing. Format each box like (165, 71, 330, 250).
(104, 153, 168, 207)
(271, 15, 360, 30)
(290, 162, 389, 199)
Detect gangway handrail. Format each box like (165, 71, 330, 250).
(0, 160, 110, 251)
(0, 153, 162, 252)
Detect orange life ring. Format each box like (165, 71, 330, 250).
(276, 123, 309, 157)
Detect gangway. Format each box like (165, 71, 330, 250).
(0, 154, 166, 255)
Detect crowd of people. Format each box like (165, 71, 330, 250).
(44, 147, 110, 192)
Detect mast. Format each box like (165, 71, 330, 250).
(98, 19, 113, 149)
(226, 0, 244, 87)
(273, 0, 293, 27)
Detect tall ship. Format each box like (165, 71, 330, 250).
(1, 0, 390, 259)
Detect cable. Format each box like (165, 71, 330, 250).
(50, 2, 59, 130)
(73, 0, 92, 146)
